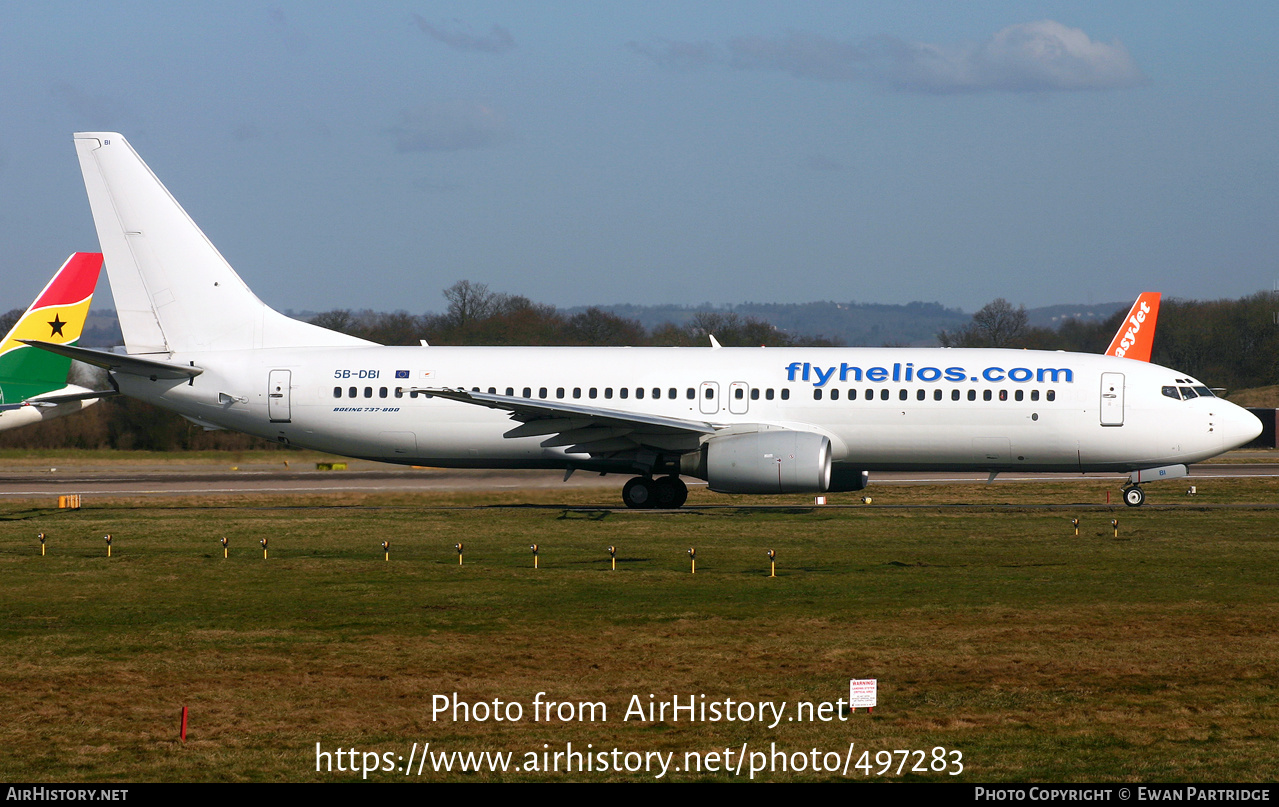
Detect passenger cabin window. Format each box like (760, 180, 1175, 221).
(686, 388, 695, 399)
(1030, 390, 1039, 402)
(831, 389, 839, 400)
(916, 389, 925, 401)
(934, 389, 942, 401)
(983, 390, 992, 401)
(573, 387, 581, 399)
(999, 390, 1007, 401)
(523, 387, 531, 398)
(968, 390, 976, 401)
(364, 387, 373, 398)
(556, 387, 565, 399)
(1046, 390, 1056, 401)
(735, 388, 744, 399)
(899, 389, 908, 401)
(669, 388, 678, 399)
(781, 389, 790, 400)
(379, 387, 388, 398)
(539, 387, 548, 399)
(333, 387, 341, 398)
(620, 388, 628, 399)
(751, 389, 760, 400)
(848, 389, 857, 401)
(952, 390, 960, 401)
(349, 387, 357, 398)
(488, 387, 496, 395)
(605, 388, 613, 399)
(766, 389, 775, 400)
(590, 388, 598, 399)
(879, 389, 889, 401)
(813, 389, 823, 400)
(506, 387, 514, 396)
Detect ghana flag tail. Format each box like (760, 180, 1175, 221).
(0, 253, 103, 405)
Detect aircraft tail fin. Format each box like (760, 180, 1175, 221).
(1104, 292, 1160, 362)
(73, 133, 373, 354)
(0, 253, 102, 404)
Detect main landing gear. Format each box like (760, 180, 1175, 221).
(1122, 485, 1146, 507)
(622, 475, 689, 509)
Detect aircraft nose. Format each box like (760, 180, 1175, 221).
(1219, 402, 1263, 451)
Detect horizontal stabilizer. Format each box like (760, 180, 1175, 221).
(20, 340, 202, 379)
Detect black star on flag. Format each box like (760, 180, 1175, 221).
(48, 314, 66, 337)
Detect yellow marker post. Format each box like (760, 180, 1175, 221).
(382, 540, 390, 562)
(455, 542, 463, 566)
(1071, 518, 1079, 537)
(608, 545, 616, 571)
(39, 532, 45, 557)
(221, 537, 228, 559)
(104, 534, 112, 558)
(688, 547, 696, 575)
(530, 544, 539, 569)
(767, 549, 776, 578)
(261, 537, 268, 560)
(1111, 519, 1119, 538)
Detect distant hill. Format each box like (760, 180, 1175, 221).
(81, 298, 1133, 349)
(571, 301, 970, 346)
(1027, 302, 1128, 329)
(574, 300, 1131, 347)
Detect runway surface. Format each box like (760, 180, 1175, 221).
(0, 454, 1274, 498)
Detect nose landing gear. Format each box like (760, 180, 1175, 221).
(1122, 485, 1145, 507)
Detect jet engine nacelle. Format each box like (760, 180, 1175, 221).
(704, 430, 832, 494)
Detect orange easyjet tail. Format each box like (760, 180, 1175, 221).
(1105, 292, 1161, 361)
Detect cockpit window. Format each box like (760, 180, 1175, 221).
(1193, 386, 1214, 398)
(1162, 386, 1180, 400)
(1179, 386, 1198, 400)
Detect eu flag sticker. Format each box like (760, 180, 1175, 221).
(395, 370, 410, 379)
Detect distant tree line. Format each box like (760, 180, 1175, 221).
(306, 280, 838, 348)
(939, 293, 1279, 392)
(0, 283, 1274, 451)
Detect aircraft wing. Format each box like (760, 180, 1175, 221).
(19, 340, 203, 379)
(412, 387, 715, 455)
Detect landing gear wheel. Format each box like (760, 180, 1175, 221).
(1123, 486, 1145, 507)
(622, 477, 657, 509)
(653, 476, 688, 509)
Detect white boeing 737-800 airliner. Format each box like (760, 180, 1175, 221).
(26, 133, 1262, 509)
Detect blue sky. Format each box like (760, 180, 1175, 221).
(1, 2, 1275, 316)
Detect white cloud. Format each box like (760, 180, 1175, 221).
(414, 16, 515, 54)
(634, 21, 1145, 94)
(625, 39, 719, 72)
(869, 21, 1146, 93)
(387, 102, 512, 153)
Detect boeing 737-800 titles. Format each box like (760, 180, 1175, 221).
(26, 134, 1262, 509)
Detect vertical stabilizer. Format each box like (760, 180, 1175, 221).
(74, 133, 372, 353)
(0, 253, 101, 404)
(1105, 292, 1161, 362)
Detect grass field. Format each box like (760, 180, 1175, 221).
(1, 476, 1277, 782)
